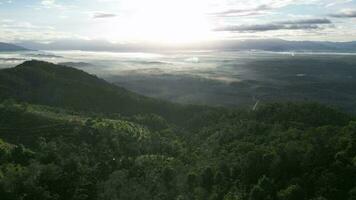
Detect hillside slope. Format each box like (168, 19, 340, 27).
(0, 100, 355, 200)
(0, 60, 204, 123)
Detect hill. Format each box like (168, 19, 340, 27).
(0, 60, 356, 200)
(0, 42, 28, 51)
(0, 100, 355, 200)
(0, 60, 204, 123)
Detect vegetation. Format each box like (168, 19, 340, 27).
(0, 60, 206, 124)
(0, 61, 356, 200)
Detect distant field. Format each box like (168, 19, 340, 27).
(107, 53, 356, 113)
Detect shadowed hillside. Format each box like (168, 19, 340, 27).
(0, 60, 205, 123)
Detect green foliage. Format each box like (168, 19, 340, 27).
(0, 60, 207, 124)
(201, 167, 214, 192)
(0, 61, 356, 200)
(1, 99, 356, 200)
(277, 184, 305, 200)
(248, 176, 274, 200)
(349, 187, 356, 200)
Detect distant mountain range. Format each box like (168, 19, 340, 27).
(16, 39, 356, 52)
(0, 39, 355, 52)
(215, 39, 356, 52)
(0, 42, 29, 51)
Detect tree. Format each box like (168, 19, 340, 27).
(187, 173, 198, 190)
(201, 167, 214, 192)
(249, 185, 264, 200)
(249, 176, 274, 200)
(11, 144, 34, 165)
(162, 167, 175, 189)
(277, 184, 305, 200)
(257, 176, 274, 197)
(349, 187, 356, 200)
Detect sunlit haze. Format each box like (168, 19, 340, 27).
(1, 0, 356, 45)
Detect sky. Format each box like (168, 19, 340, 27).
(0, 0, 356, 44)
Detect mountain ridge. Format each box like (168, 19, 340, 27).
(0, 60, 206, 123)
(0, 42, 29, 51)
(17, 39, 356, 52)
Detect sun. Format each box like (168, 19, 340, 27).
(112, 0, 216, 44)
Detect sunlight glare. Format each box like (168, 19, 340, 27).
(120, 0, 214, 44)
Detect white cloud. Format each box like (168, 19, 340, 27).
(0, 0, 12, 4)
(41, 0, 55, 6)
(0, 20, 76, 42)
(330, 9, 356, 18)
(324, 0, 352, 7)
(207, 0, 321, 13)
(92, 12, 117, 18)
(40, 0, 69, 9)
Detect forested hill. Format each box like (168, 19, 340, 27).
(0, 60, 205, 123)
(0, 61, 356, 200)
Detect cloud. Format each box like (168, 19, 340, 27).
(0, 20, 75, 42)
(278, 18, 331, 25)
(0, 0, 12, 4)
(41, 0, 55, 6)
(209, 0, 322, 17)
(215, 18, 332, 32)
(324, 0, 352, 8)
(39, 0, 66, 9)
(92, 12, 117, 18)
(210, 4, 272, 17)
(329, 9, 356, 18)
(215, 24, 320, 32)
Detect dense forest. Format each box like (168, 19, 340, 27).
(1, 61, 356, 200)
